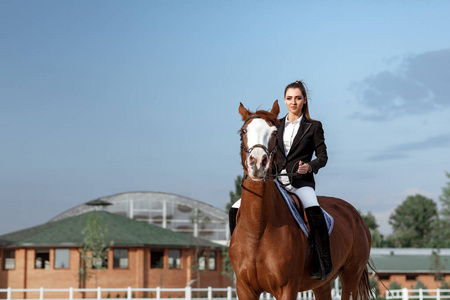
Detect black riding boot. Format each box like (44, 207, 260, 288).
(228, 207, 238, 236)
(305, 206, 332, 281)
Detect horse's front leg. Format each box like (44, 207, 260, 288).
(276, 290, 299, 300)
(312, 282, 333, 300)
(236, 280, 261, 300)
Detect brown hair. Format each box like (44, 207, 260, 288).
(284, 80, 313, 121)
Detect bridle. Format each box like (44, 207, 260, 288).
(240, 115, 277, 181)
(240, 114, 300, 182)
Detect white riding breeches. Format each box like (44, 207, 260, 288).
(285, 185, 319, 209)
(231, 185, 319, 209)
(231, 199, 241, 208)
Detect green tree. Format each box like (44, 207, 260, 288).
(221, 249, 235, 283)
(437, 173, 450, 247)
(430, 249, 447, 283)
(389, 281, 401, 290)
(226, 175, 242, 211)
(369, 277, 381, 300)
(361, 211, 378, 230)
(360, 211, 384, 247)
(386, 194, 438, 247)
(79, 213, 112, 289)
(189, 209, 210, 289)
(412, 280, 429, 295)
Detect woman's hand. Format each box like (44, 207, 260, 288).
(297, 161, 311, 174)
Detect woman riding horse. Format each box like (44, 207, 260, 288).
(229, 98, 373, 300)
(230, 80, 331, 281)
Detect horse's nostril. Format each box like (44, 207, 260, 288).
(262, 155, 268, 167)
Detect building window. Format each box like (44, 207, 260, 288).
(55, 249, 70, 269)
(435, 273, 445, 281)
(198, 251, 216, 271)
(150, 250, 164, 269)
(406, 275, 417, 281)
(92, 252, 108, 269)
(198, 256, 206, 271)
(208, 251, 216, 271)
(35, 249, 50, 269)
(113, 249, 129, 269)
(168, 249, 181, 269)
(378, 274, 390, 280)
(3, 250, 15, 270)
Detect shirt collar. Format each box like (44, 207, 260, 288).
(285, 114, 302, 126)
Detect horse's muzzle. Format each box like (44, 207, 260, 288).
(246, 148, 270, 180)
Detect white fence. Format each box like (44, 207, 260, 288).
(387, 288, 450, 300)
(0, 287, 342, 300)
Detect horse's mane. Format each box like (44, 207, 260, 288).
(251, 110, 280, 126)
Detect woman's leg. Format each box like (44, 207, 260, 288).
(294, 187, 332, 281)
(294, 186, 319, 208)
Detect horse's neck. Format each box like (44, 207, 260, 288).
(240, 179, 277, 238)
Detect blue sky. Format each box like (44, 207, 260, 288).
(1, 1, 450, 235)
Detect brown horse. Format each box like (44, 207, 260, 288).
(228, 101, 373, 300)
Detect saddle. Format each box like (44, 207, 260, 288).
(287, 190, 308, 227)
(274, 181, 334, 237)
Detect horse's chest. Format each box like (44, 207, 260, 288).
(231, 236, 299, 284)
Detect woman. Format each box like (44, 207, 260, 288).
(275, 80, 331, 281)
(229, 80, 331, 281)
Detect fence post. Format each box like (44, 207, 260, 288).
(128, 287, 132, 300)
(437, 289, 441, 300)
(207, 287, 212, 300)
(156, 287, 161, 300)
(402, 288, 409, 300)
(419, 289, 423, 300)
(69, 287, 74, 300)
(185, 286, 192, 300)
(97, 287, 102, 300)
(40, 287, 44, 300)
(227, 286, 232, 300)
(7, 287, 11, 300)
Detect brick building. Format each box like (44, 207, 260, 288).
(0, 211, 231, 299)
(370, 248, 450, 297)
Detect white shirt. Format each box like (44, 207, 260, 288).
(279, 114, 302, 186)
(283, 114, 302, 156)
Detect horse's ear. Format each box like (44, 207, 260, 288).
(239, 102, 251, 121)
(270, 100, 280, 117)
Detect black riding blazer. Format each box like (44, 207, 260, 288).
(275, 116, 328, 190)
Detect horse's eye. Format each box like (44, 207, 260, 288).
(242, 129, 247, 134)
(273, 130, 278, 136)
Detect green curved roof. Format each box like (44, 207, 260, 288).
(0, 211, 221, 248)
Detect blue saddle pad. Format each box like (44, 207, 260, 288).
(274, 180, 334, 238)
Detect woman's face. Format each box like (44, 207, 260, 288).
(284, 88, 305, 117)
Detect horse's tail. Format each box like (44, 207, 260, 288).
(356, 259, 377, 300)
(355, 267, 374, 300)
(357, 257, 389, 300)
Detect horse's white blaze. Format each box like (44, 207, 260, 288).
(245, 119, 277, 179)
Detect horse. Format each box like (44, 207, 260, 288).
(228, 100, 373, 300)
